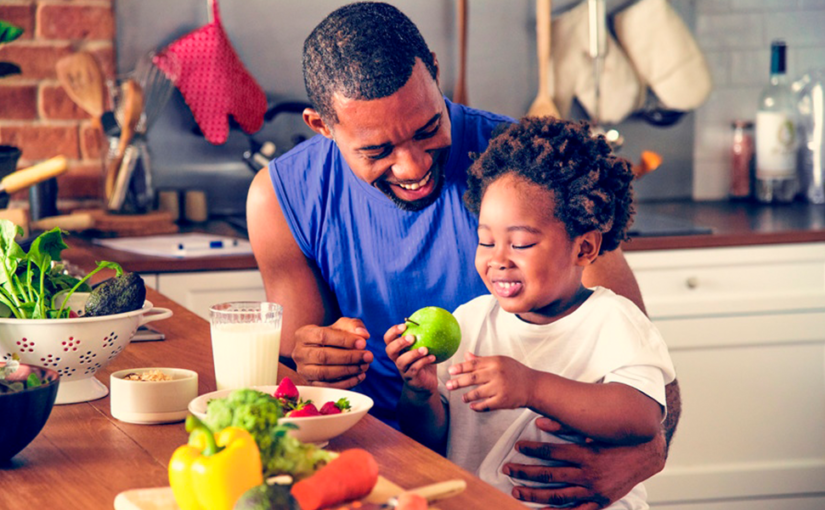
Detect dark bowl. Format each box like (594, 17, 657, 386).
(0, 363, 60, 462)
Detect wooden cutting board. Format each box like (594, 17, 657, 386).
(78, 209, 179, 237)
(113, 476, 440, 510)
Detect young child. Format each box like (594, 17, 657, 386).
(385, 117, 676, 509)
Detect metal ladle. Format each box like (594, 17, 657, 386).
(587, 0, 624, 150)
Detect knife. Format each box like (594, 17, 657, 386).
(331, 479, 467, 510)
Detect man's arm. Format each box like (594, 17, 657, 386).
(247, 170, 373, 388)
(246, 169, 335, 356)
(583, 247, 646, 313)
(583, 247, 681, 448)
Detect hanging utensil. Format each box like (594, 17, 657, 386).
(526, 0, 561, 118)
(55, 52, 106, 129)
(105, 79, 144, 202)
(587, 0, 623, 150)
(134, 50, 179, 135)
(453, 0, 469, 105)
(0, 156, 68, 202)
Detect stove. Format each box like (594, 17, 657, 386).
(628, 211, 713, 237)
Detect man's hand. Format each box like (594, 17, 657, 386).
(292, 317, 373, 389)
(503, 418, 666, 509)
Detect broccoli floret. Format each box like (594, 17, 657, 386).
(204, 388, 333, 479)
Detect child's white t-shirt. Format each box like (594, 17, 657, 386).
(437, 286, 676, 509)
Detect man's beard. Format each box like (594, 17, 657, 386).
(373, 149, 449, 212)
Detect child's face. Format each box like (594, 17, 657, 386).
(475, 174, 593, 324)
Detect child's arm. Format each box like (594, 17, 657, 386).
(526, 372, 663, 445)
(447, 353, 662, 445)
(398, 383, 449, 454)
(385, 324, 449, 453)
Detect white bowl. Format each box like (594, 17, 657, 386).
(188, 385, 374, 444)
(0, 299, 172, 404)
(110, 368, 199, 424)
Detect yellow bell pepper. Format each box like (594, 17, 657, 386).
(169, 415, 264, 510)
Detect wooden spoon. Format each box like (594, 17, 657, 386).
(55, 52, 106, 128)
(105, 79, 144, 201)
(526, 0, 561, 118)
(453, 0, 469, 106)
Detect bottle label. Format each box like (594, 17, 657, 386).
(756, 111, 797, 178)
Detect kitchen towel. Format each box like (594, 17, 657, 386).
(551, 1, 644, 124)
(154, 0, 267, 145)
(613, 0, 712, 111)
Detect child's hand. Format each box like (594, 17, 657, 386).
(384, 323, 438, 396)
(446, 352, 535, 411)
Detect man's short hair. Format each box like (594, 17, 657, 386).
(303, 2, 438, 124)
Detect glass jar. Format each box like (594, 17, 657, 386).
(730, 120, 754, 200)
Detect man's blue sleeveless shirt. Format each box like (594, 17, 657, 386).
(269, 99, 514, 426)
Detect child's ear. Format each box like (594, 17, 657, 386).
(575, 231, 602, 266)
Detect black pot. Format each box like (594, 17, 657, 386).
(0, 364, 60, 463)
(0, 145, 22, 209)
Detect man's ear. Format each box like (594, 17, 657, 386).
(431, 52, 441, 84)
(303, 108, 333, 139)
(575, 231, 602, 266)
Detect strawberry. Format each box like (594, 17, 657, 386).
(274, 377, 299, 401)
(287, 402, 321, 418)
(320, 398, 351, 415)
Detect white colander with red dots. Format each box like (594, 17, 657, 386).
(0, 297, 172, 404)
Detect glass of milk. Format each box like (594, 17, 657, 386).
(209, 302, 283, 390)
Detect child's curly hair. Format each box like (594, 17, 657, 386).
(464, 117, 635, 254)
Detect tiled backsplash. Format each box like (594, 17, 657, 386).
(692, 0, 825, 199)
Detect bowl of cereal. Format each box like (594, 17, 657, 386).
(109, 368, 198, 424)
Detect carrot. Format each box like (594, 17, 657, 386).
(290, 449, 379, 510)
(631, 150, 663, 179)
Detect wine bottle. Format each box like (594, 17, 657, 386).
(755, 40, 799, 203)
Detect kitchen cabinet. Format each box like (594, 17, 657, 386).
(139, 270, 266, 320)
(625, 243, 825, 509)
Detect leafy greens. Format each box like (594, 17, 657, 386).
(0, 353, 43, 394)
(0, 219, 122, 319)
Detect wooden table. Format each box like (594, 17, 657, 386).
(0, 289, 525, 510)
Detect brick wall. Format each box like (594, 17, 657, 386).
(0, 0, 115, 205)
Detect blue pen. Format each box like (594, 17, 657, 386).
(176, 239, 239, 252)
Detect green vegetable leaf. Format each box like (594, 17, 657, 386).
(0, 20, 24, 44)
(26, 372, 41, 388)
(0, 220, 122, 319)
(27, 228, 68, 267)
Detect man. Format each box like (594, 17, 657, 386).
(247, 3, 681, 508)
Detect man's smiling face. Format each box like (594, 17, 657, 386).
(316, 59, 452, 211)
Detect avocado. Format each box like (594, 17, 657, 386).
(84, 272, 146, 317)
(234, 483, 300, 510)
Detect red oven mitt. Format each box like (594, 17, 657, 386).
(154, 0, 266, 145)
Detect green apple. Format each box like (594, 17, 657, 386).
(404, 306, 461, 364)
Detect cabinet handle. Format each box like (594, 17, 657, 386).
(686, 276, 699, 289)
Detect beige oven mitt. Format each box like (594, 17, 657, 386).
(551, 1, 644, 124)
(613, 0, 712, 111)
